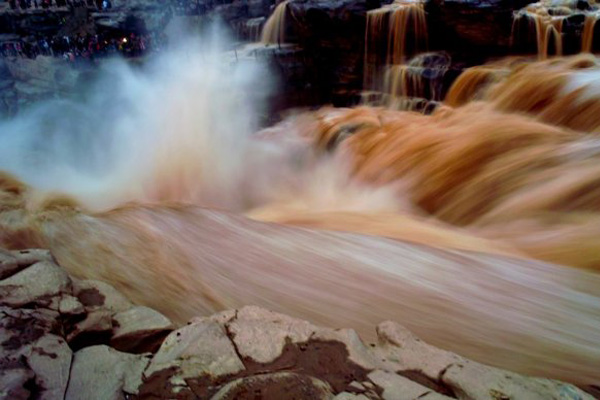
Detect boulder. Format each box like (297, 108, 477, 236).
(0, 261, 71, 308)
(73, 279, 133, 314)
(110, 306, 174, 353)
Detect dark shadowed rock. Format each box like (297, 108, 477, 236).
(66, 310, 113, 351)
(65, 345, 149, 400)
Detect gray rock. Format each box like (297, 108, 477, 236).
(0, 261, 71, 307)
(0, 367, 35, 400)
(0, 307, 60, 356)
(73, 279, 132, 314)
(111, 306, 173, 353)
(226, 305, 315, 363)
(0, 249, 19, 280)
(9, 249, 54, 268)
(65, 345, 149, 400)
(27, 335, 72, 400)
(368, 370, 453, 400)
(210, 372, 335, 400)
(66, 310, 113, 350)
(58, 295, 86, 317)
(334, 393, 372, 400)
(145, 320, 245, 391)
(373, 321, 595, 400)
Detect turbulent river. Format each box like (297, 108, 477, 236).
(1, 35, 599, 386)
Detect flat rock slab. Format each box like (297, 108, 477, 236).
(0, 261, 71, 308)
(65, 345, 149, 400)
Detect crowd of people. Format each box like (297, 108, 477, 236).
(7, 0, 112, 11)
(0, 31, 168, 61)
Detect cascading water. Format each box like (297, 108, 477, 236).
(582, 11, 600, 52)
(512, 0, 600, 58)
(260, 0, 291, 45)
(363, 0, 433, 111)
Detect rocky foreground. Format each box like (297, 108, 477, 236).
(0, 248, 595, 400)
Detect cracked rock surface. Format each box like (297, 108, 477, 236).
(0, 248, 596, 400)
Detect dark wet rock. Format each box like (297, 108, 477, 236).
(0, 261, 71, 308)
(426, 0, 537, 60)
(65, 345, 149, 399)
(110, 306, 174, 354)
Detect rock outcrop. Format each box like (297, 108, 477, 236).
(0, 247, 596, 399)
